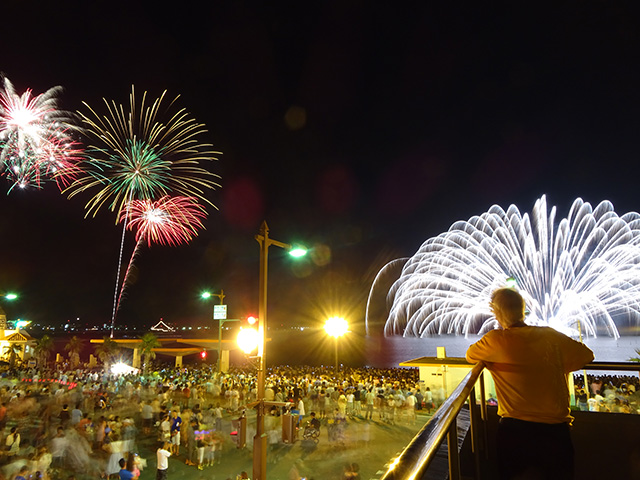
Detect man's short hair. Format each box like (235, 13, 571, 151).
(491, 288, 525, 327)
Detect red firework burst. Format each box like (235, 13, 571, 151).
(122, 195, 207, 247)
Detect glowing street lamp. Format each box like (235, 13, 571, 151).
(237, 327, 260, 354)
(253, 220, 307, 480)
(324, 316, 349, 371)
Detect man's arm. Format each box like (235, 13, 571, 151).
(465, 331, 498, 364)
(560, 334, 594, 372)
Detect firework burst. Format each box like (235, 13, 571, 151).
(66, 86, 220, 336)
(67, 86, 220, 218)
(114, 195, 207, 317)
(0, 77, 82, 191)
(123, 195, 207, 247)
(374, 196, 640, 339)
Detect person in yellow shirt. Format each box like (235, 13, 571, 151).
(466, 287, 594, 480)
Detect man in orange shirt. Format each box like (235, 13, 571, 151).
(466, 288, 594, 479)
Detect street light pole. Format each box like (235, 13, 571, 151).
(213, 290, 226, 373)
(253, 220, 298, 480)
(202, 290, 237, 373)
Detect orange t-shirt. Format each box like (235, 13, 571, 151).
(466, 326, 594, 424)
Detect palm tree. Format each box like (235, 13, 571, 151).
(65, 336, 85, 367)
(3, 343, 22, 368)
(94, 336, 120, 373)
(34, 334, 54, 367)
(139, 332, 161, 373)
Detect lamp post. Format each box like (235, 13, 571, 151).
(201, 290, 239, 372)
(324, 316, 349, 371)
(253, 220, 306, 480)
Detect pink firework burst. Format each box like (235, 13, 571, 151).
(122, 195, 207, 247)
(0, 77, 82, 191)
(113, 195, 207, 318)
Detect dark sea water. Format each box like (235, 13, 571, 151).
(265, 331, 640, 369)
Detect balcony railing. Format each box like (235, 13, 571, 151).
(374, 360, 640, 480)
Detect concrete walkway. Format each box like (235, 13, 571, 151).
(136, 411, 433, 480)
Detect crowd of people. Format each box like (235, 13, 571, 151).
(0, 358, 636, 480)
(573, 372, 640, 413)
(0, 362, 427, 480)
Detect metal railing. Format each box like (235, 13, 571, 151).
(377, 362, 487, 480)
(375, 360, 640, 480)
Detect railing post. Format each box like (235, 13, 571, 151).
(448, 416, 460, 480)
(479, 371, 489, 460)
(479, 372, 487, 421)
(468, 386, 483, 479)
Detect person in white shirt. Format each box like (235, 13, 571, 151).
(297, 397, 306, 425)
(156, 441, 171, 480)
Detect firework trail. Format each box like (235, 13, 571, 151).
(372, 196, 640, 339)
(0, 77, 82, 191)
(115, 195, 206, 315)
(67, 86, 220, 335)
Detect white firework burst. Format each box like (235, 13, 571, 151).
(377, 196, 640, 339)
(0, 77, 81, 191)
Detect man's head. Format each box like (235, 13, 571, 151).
(490, 288, 526, 328)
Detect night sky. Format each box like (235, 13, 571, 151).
(1, 2, 639, 334)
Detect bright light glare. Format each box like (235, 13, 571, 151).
(289, 246, 307, 258)
(201, 292, 212, 299)
(4, 293, 17, 300)
(324, 316, 348, 338)
(111, 362, 139, 375)
(237, 327, 260, 353)
(15, 320, 30, 329)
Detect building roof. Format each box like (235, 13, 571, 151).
(399, 356, 472, 367)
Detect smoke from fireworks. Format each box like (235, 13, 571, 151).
(0, 77, 82, 191)
(373, 196, 640, 339)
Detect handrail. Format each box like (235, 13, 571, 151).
(376, 359, 640, 480)
(581, 361, 640, 372)
(378, 362, 485, 480)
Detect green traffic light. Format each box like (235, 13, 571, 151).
(4, 293, 17, 300)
